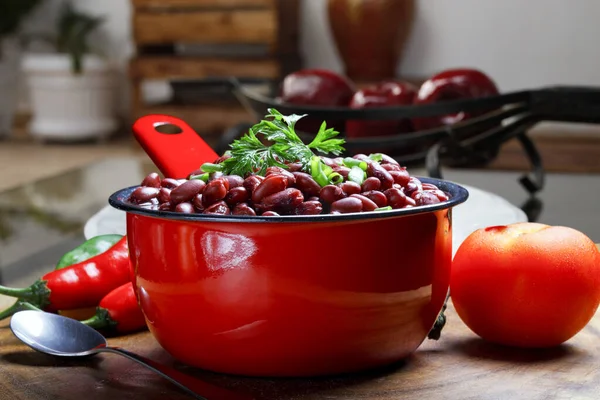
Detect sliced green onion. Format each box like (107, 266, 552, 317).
(328, 172, 344, 185)
(375, 206, 392, 211)
(348, 166, 366, 185)
(343, 157, 368, 171)
(310, 156, 330, 187)
(322, 163, 333, 176)
(190, 173, 209, 182)
(200, 163, 224, 173)
(369, 153, 383, 162)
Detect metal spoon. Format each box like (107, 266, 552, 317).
(9, 310, 236, 400)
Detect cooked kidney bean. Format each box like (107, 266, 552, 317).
(367, 162, 394, 189)
(320, 185, 345, 204)
(380, 154, 399, 166)
(331, 197, 363, 213)
(243, 175, 264, 194)
(225, 186, 249, 206)
(320, 157, 336, 167)
(389, 169, 410, 187)
(429, 189, 449, 202)
(175, 202, 195, 213)
(158, 202, 172, 211)
(129, 187, 160, 204)
(262, 211, 280, 216)
(353, 154, 370, 161)
(292, 172, 321, 197)
(295, 200, 323, 215)
(414, 191, 441, 206)
(161, 178, 181, 189)
(362, 190, 387, 208)
(404, 177, 423, 197)
(170, 180, 205, 205)
(266, 166, 296, 186)
(130, 151, 449, 216)
(204, 201, 231, 215)
(287, 162, 303, 172)
(232, 203, 256, 216)
(361, 177, 381, 192)
(224, 175, 244, 188)
(192, 194, 204, 211)
(350, 194, 378, 211)
(258, 188, 304, 213)
(202, 178, 229, 207)
(215, 154, 232, 164)
(142, 173, 161, 188)
(341, 181, 361, 196)
(381, 163, 401, 172)
(252, 174, 288, 203)
(157, 188, 171, 203)
(384, 188, 408, 209)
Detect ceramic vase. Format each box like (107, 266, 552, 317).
(327, 0, 415, 81)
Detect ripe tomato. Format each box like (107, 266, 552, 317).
(450, 222, 600, 348)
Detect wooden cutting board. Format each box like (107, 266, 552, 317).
(0, 297, 599, 400)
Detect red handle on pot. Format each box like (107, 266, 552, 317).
(132, 114, 219, 179)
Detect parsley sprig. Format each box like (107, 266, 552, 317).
(215, 109, 345, 183)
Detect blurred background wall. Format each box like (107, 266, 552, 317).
(18, 0, 600, 125)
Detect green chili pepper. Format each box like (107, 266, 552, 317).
(190, 173, 209, 182)
(56, 234, 124, 270)
(375, 206, 393, 211)
(200, 163, 224, 173)
(369, 153, 383, 162)
(348, 166, 366, 185)
(343, 157, 368, 171)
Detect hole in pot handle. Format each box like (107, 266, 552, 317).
(153, 122, 184, 134)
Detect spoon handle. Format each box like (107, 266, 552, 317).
(99, 347, 251, 400)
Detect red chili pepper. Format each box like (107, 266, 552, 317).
(81, 282, 146, 334)
(0, 236, 130, 319)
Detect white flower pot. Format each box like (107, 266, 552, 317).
(22, 53, 118, 141)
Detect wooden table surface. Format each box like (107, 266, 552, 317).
(0, 299, 599, 400)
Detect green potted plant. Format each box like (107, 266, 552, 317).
(0, 0, 43, 139)
(22, 1, 118, 142)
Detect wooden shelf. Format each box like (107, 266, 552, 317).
(133, 9, 277, 46)
(128, 0, 300, 141)
(131, 0, 275, 9)
(129, 56, 282, 80)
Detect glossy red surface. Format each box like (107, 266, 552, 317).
(346, 81, 418, 139)
(126, 208, 453, 377)
(412, 68, 499, 131)
(132, 115, 219, 179)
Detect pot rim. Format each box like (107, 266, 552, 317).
(108, 176, 469, 224)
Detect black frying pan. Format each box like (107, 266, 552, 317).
(194, 77, 600, 197)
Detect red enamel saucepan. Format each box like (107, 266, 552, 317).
(110, 114, 469, 377)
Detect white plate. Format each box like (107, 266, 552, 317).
(84, 184, 527, 256)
